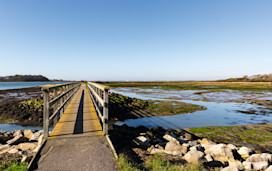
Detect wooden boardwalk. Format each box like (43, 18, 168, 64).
(34, 85, 116, 170)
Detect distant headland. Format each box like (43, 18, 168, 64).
(0, 75, 64, 82)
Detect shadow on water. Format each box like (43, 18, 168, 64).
(73, 90, 84, 134)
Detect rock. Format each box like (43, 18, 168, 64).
(183, 150, 206, 164)
(227, 144, 237, 151)
(0, 135, 13, 144)
(228, 158, 243, 170)
(30, 130, 43, 141)
(15, 142, 37, 151)
(134, 136, 150, 148)
(165, 142, 188, 155)
(238, 146, 253, 159)
(38, 135, 44, 146)
(205, 154, 213, 162)
(246, 153, 272, 163)
(266, 165, 272, 171)
(220, 165, 239, 171)
(198, 138, 216, 145)
(33, 145, 41, 153)
(150, 148, 165, 154)
(21, 155, 32, 163)
(12, 130, 23, 137)
(7, 148, 19, 154)
(0, 144, 11, 152)
(204, 144, 234, 163)
(23, 130, 34, 139)
(0, 145, 12, 155)
(155, 144, 164, 150)
(188, 140, 198, 147)
(7, 135, 28, 145)
(182, 143, 190, 149)
(243, 161, 253, 170)
(252, 161, 269, 171)
(184, 133, 193, 140)
(163, 134, 180, 144)
(189, 145, 204, 152)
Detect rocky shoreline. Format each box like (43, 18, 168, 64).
(110, 125, 272, 171)
(0, 129, 44, 164)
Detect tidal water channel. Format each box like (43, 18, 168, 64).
(112, 87, 272, 129)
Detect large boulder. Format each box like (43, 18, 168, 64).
(23, 130, 34, 139)
(266, 165, 272, 171)
(228, 158, 243, 170)
(150, 148, 166, 155)
(220, 165, 239, 171)
(183, 150, 206, 164)
(204, 144, 234, 163)
(30, 130, 43, 141)
(243, 161, 269, 171)
(238, 146, 254, 159)
(12, 130, 23, 137)
(198, 138, 216, 145)
(189, 145, 204, 152)
(0, 144, 11, 154)
(15, 142, 37, 151)
(6, 135, 28, 145)
(163, 134, 180, 144)
(165, 142, 187, 155)
(246, 153, 272, 163)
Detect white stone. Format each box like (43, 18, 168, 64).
(252, 161, 269, 171)
(163, 134, 180, 144)
(220, 165, 239, 171)
(204, 144, 234, 162)
(246, 153, 272, 163)
(7, 148, 19, 154)
(134, 136, 149, 147)
(205, 154, 213, 162)
(23, 130, 34, 139)
(238, 146, 253, 159)
(165, 142, 188, 155)
(150, 148, 165, 154)
(266, 165, 272, 171)
(183, 150, 206, 164)
(227, 144, 237, 151)
(30, 130, 43, 141)
(198, 138, 216, 145)
(15, 142, 37, 151)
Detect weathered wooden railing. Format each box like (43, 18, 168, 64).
(41, 82, 80, 139)
(87, 82, 109, 135)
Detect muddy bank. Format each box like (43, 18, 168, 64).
(109, 92, 206, 122)
(0, 88, 43, 126)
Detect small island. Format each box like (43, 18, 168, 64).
(0, 75, 49, 82)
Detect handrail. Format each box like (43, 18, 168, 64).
(41, 82, 80, 139)
(87, 82, 109, 135)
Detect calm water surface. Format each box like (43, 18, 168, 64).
(112, 88, 272, 129)
(0, 82, 68, 90)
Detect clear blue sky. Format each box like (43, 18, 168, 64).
(0, 0, 271, 81)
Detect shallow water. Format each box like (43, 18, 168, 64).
(0, 124, 53, 132)
(112, 88, 272, 129)
(0, 82, 67, 90)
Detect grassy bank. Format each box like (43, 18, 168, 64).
(103, 81, 272, 91)
(186, 123, 272, 153)
(0, 159, 28, 171)
(118, 154, 206, 171)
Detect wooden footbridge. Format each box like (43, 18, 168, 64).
(29, 82, 117, 170)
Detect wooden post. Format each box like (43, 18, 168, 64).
(103, 89, 109, 135)
(43, 90, 49, 139)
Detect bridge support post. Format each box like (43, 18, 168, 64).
(43, 90, 49, 139)
(103, 89, 109, 135)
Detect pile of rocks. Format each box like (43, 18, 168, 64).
(0, 129, 44, 163)
(134, 131, 272, 171)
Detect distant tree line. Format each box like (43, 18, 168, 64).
(220, 74, 272, 82)
(0, 75, 49, 82)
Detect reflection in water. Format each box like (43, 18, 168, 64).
(112, 88, 272, 129)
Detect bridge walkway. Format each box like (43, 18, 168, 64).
(35, 84, 116, 170)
